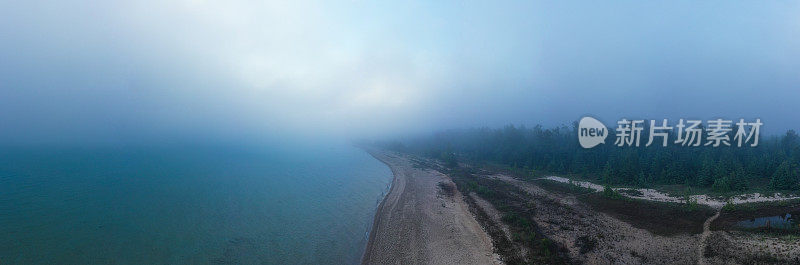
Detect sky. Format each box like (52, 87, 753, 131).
(1, 1, 799, 145)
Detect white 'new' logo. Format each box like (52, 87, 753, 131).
(579, 117, 608, 148)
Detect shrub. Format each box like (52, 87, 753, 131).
(684, 195, 699, 211)
(602, 185, 623, 200)
(721, 199, 736, 212)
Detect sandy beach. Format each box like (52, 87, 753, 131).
(361, 151, 800, 264)
(361, 150, 502, 265)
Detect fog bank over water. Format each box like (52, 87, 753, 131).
(1, 1, 799, 145)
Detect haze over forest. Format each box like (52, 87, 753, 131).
(1, 1, 799, 145)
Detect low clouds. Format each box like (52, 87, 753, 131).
(0, 1, 798, 144)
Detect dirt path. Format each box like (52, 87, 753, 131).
(697, 210, 721, 265)
(362, 150, 501, 265)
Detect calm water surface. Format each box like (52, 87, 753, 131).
(736, 212, 799, 230)
(0, 142, 392, 264)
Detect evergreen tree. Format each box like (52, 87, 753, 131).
(392, 123, 800, 192)
(769, 161, 799, 191)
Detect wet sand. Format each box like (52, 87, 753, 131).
(361, 150, 501, 265)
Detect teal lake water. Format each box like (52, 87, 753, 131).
(0, 143, 392, 264)
(736, 212, 799, 230)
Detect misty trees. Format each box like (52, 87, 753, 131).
(768, 130, 800, 190)
(769, 161, 800, 190)
(395, 124, 800, 193)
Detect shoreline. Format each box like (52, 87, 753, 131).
(359, 151, 800, 264)
(360, 149, 402, 264)
(363, 163, 393, 241)
(360, 149, 500, 265)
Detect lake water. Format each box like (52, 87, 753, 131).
(736, 212, 799, 230)
(0, 142, 392, 264)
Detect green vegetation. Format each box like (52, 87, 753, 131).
(722, 199, 737, 212)
(602, 185, 624, 200)
(579, 193, 716, 235)
(769, 161, 800, 190)
(465, 181, 493, 197)
(390, 124, 800, 194)
(684, 195, 699, 211)
(712, 199, 800, 235)
(720, 198, 800, 214)
(447, 167, 570, 264)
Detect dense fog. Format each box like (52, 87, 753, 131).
(1, 1, 799, 145)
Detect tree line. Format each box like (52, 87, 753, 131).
(385, 123, 800, 193)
